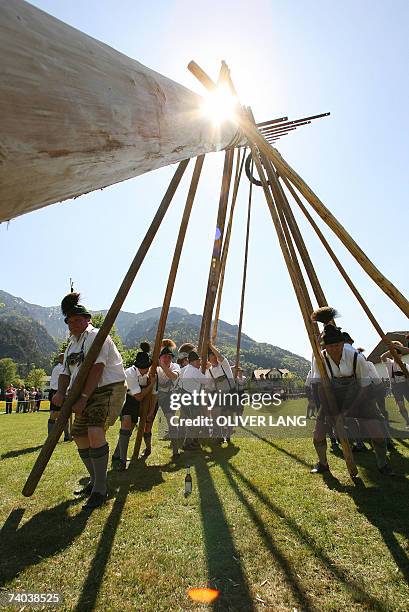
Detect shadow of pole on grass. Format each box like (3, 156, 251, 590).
(193, 453, 255, 611)
(239, 425, 311, 468)
(0, 500, 89, 587)
(1, 445, 44, 460)
(229, 463, 387, 611)
(74, 458, 165, 612)
(345, 464, 409, 586)
(219, 461, 315, 611)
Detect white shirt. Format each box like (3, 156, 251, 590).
(50, 363, 65, 390)
(157, 362, 180, 393)
(63, 324, 125, 388)
(384, 357, 408, 385)
(125, 366, 149, 396)
(208, 357, 234, 391)
(365, 360, 382, 385)
(311, 345, 370, 387)
(179, 363, 211, 394)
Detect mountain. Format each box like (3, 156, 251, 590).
(124, 310, 309, 376)
(0, 290, 310, 377)
(0, 313, 58, 372)
(0, 290, 187, 342)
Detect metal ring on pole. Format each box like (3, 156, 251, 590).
(245, 152, 269, 187)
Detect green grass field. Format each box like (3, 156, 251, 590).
(1, 399, 409, 611)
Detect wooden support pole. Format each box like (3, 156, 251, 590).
(235, 160, 253, 373)
(22, 159, 190, 497)
(199, 149, 234, 370)
(280, 174, 409, 377)
(251, 143, 356, 476)
(187, 60, 409, 319)
(212, 147, 245, 342)
(132, 156, 205, 459)
(271, 164, 327, 307)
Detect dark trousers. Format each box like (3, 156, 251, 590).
(5, 401, 13, 414)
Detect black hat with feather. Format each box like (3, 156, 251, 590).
(61, 292, 91, 324)
(311, 306, 339, 326)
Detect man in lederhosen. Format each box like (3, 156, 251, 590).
(179, 350, 211, 450)
(144, 344, 181, 461)
(381, 340, 409, 430)
(112, 343, 155, 470)
(53, 293, 127, 509)
(208, 343, 235, 444)
(310, 324, 393, 476)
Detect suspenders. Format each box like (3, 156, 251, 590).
(323, 350, 357, 380)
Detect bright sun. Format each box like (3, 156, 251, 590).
(200, 83, 238, 126)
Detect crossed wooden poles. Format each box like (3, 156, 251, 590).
(23, 62, 409, 496)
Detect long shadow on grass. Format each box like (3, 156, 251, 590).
(0, 500, 89, 587)
(240, 426, 311, 468)
(1, 445, 43, 460)
(191, 450, 255, 611)
(74, 459, 166, 612)
(228, 463, 387, 611)
(219, 461, 315, 610)
(343, 454, 409, 586)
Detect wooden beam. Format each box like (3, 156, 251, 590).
(235, 159, 253, 373)
(132, 155, 205, 459)
(212, 148, 245, 342)
(0, 2, 244, 221)
(199, 149, 234, 368)
(188, 59, 409, 320)
(22, 159, 189, 497)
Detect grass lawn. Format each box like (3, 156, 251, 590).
(1, 399, 409, 611)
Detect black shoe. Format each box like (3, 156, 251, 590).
(310, 462, 330, 474)
(387, 440, 396, 450)
(82, 491, 107, 510)
(378, 464, 396, 477)
(111, 455, 120, 467)
(74, 481, 93, 496)
(115, 460, 127, 472)
(171, 452, 181, 461)
(63, 437, 71, 442)
(141, 448, 151, 458)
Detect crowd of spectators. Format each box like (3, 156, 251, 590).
(2, 385, 44, 413)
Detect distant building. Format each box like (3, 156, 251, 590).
(367, 330, 409, 378)
(252, 368, 291, 380)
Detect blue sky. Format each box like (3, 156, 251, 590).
(2, 0, 408, 359)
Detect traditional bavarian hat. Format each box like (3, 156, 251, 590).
(61, 292, 91, 324)
(321, 324, 345, 346)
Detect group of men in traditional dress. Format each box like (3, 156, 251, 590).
(51, 291, 246, 509)
(50, 291, 409, 510)
(306, 306, 409, 477)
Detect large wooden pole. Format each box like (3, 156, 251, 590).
(212, 148, 245, 342)
(0, 1, 244, 222)
(132, 155, 205, 459)
(22, 160, 189, 496)
(273, 167, 327, 307)
(280, 174, 409, 377)
(198, 149, 234, 359)
(188, 61, 409, 319)
(254, 148, 356, 477)
(235, 161, 253, 373)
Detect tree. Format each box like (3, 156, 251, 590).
(26, 367, 47, 390)
(0, 357, 18, 391)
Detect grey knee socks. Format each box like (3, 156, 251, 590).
(90, 443, 109, 495)
(78, 447, 95, 486)
(119, 428, 132, 462)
